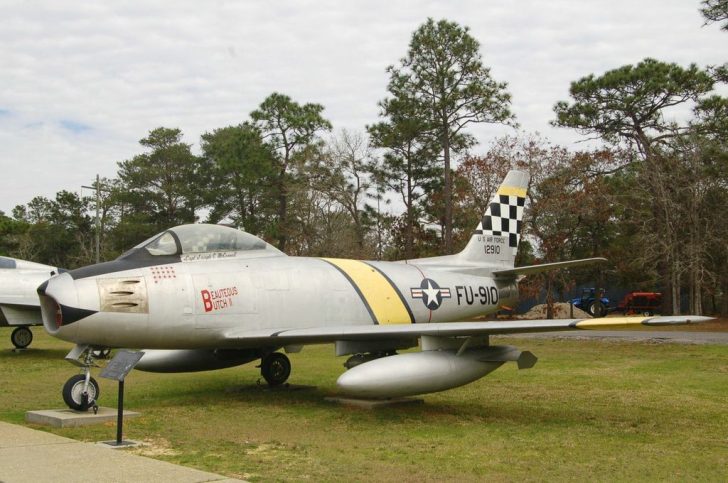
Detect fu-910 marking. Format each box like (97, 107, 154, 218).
(455, 285, 499, 306)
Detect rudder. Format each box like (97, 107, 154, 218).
(458, 170, 529, 267)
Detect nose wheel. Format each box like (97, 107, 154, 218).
(62, 373, 100, 412)
(260, 352, 291, 386)
(62, 345, 102, 411)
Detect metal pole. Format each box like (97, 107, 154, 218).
(116, 379, 124, 445)
(82, 175, 102, 264)
(95, 174, 100, 264)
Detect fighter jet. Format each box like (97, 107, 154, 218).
(0, 256, 60, 348)
(37, 171, 709, 410)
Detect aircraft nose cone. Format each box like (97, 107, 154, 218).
(38, 272, 96, 337)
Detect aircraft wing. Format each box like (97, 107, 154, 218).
(491, 257, 607, 279)
(0, 303, 43, 327)
(223, 315, 710, 346)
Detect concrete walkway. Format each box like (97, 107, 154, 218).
(0, 421, 244, 483)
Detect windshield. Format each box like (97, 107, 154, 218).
(145, 232, 179, 256)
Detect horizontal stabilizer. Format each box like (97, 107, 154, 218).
(492, 257, 607, 279)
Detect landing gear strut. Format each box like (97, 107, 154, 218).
(260, 352, 291, 386)
(62, 345, 101, 412)
(11, 327, 33, 349)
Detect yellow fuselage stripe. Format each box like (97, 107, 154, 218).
(322, 258, 412, 325)
(497, 186, 527, 197)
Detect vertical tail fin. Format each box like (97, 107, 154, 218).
(458, 170, 529, 267)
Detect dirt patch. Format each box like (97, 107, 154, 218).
(130, 437, 180, 457)
(516, 303, 591, 319)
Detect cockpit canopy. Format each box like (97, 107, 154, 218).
(123, 224, 281, 258)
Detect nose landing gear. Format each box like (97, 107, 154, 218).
(62, 345, 102, 412)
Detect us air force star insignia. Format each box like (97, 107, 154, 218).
(410, 278, 451, 310)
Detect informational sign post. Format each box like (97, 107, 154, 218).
(100, 350, 145, 446)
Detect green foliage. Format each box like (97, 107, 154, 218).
(116, 127, 206, 233)
(384, 18, 515, 252)
(8, 191, 93, 268)
(553, 57, 728, 314)
(391, 18, 515, 136)
(368, 96, 440, 258)
(251, 93, 332, 164)
(553, 58, 715, 156)
(250, 93, 332, 250)
(700, 0, 728, 30)
(0, 211, 29, 257)
(201, 123, 277, 236)
(694, 94, 728, 137)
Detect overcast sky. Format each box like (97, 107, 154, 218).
(0, 0, 725, 215)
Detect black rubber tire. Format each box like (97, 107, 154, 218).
(261, 352, 291, 386)
(62, 374, 100, 411)
(586, 302, 596, 316)
(588, 301, 607, 318)
(11, 327, 33, 349)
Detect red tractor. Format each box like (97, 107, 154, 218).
(614, 292, 662, 316)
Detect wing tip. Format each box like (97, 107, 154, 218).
(643, 315, 715, 326)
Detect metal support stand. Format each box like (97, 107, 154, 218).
(98, 350, 144, 448)
(116, 380, 124, 446)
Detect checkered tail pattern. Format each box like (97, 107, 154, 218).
(475, 193, 526, 248)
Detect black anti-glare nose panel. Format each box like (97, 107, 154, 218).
(60, 305, 97, 326)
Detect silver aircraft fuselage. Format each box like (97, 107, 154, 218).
(41, 251, 518, 350)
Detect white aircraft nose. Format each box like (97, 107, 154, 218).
(37, 272, 95, 338)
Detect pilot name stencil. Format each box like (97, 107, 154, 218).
(182, 251, 237, 262)
(200, 286, 238, 312)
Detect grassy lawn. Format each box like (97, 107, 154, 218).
(1, 327, 726, 482)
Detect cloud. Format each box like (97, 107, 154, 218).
(59, 119, 92, 134)
(0, 0, 725, 213)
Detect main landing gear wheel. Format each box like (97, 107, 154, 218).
(11, 327, 33, 349)
(62, 374, 100, 411)
(260, 352, 291, 386)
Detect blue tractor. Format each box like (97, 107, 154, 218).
(571, 288, 609, 318)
